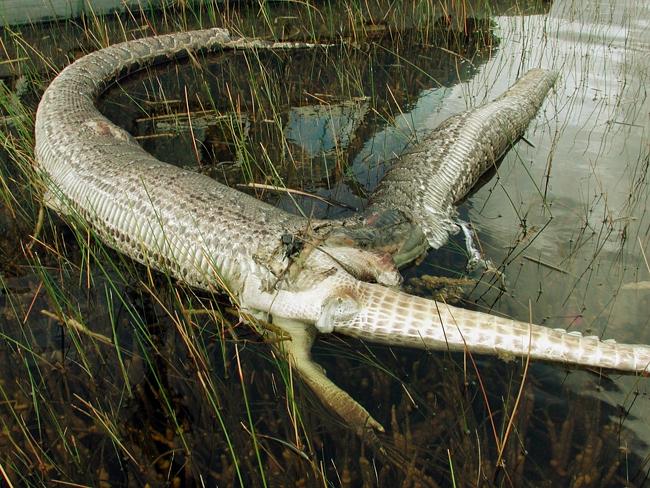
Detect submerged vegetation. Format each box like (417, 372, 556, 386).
(0, 0, 649, 486)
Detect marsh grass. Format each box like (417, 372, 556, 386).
(1, 0, 649, 486)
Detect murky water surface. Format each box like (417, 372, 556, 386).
(0, 0, 649, 485)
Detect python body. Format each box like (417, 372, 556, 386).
(35, 28, 650, 433)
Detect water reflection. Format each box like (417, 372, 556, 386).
(450, 0, 650, 465)
(101, 21, 497, 216)
(1, 0, 649, 485)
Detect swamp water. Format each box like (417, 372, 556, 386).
(0, 0, 649, 485)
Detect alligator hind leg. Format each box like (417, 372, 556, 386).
(271, 317, 385, 435)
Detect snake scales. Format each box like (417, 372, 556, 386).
(35, 28, 650, 433)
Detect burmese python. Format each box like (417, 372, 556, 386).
(35, 28, 650, 433)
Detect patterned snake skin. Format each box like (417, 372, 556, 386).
(367, 69, 558, 248)
(35, 29, 313, 296)
(35, 28, 649, 432)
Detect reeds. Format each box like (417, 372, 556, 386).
(1, 0, 648, 485)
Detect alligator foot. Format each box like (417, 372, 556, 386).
(272, 317, 385, 435)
